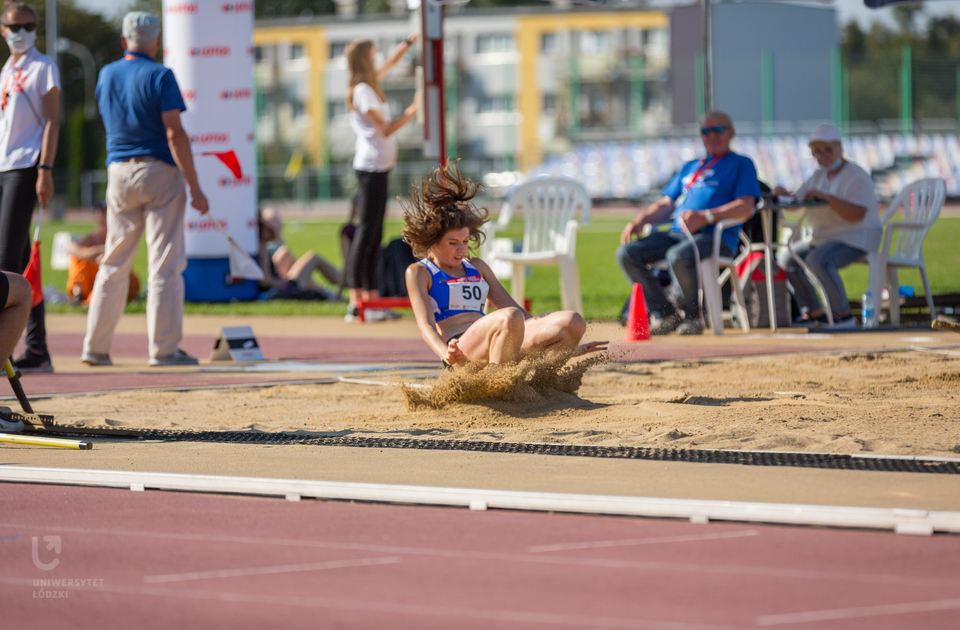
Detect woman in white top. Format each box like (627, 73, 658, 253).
(0, 1, 60, 372)
(344, 35, 418, 322)
(774, 124, 881, 329)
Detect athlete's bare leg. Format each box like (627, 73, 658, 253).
(519, 310, 587, 361)
(0, 273, 31, 363)
(454, 307, 526, 365)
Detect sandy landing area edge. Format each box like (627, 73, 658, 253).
(29, 315, 960, 460)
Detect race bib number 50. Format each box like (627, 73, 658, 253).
(446, 277, 488, 312)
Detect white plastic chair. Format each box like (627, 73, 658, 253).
(484, 178, 592, 313)
(640, 218, 752, 335)
(781, 178, 946, 327)
(870, 177, 946, 325)
(694, 217, 752, 335)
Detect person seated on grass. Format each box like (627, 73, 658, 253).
(258, 207, 342, 301)
(772, 124, 881, 329)
(66, 203, 140, 305)
(402, 161, 607, 368)
(0, 271, 33, 433)
(616, 111, 760, 336)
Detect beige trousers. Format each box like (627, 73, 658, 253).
(83, 160, 187, 360)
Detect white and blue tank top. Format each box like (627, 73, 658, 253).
(419, 258, 490, 322)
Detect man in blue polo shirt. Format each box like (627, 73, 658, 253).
(616, 111, 760, 335)
(82, 11, 209, 367)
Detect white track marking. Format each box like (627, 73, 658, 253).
(143, 556, 400, 584)
(337, 376, 429, 389)
(0, 576, 738, 630)
(527, 529, 759, 553)
(1, 522, 955, 589)
(756, 597, 960, 626)
(909, 345, 960, 356)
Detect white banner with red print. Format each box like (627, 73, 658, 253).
(161, 1, 257, 260)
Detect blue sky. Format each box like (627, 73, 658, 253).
(75, 0, 960, 29)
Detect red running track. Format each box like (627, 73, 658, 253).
(2, 483, 959, 629)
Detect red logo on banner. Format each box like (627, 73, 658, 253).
(190, 133, 230, 145)
(220, 89, 252, 100)
(189, 46, 231, 58)
(182, 90, 196, 102)
(165, 3, 198, 14)
(221, 2, 252, 12)
(186, 218, 228, 231)
(218, 175, 253, 188)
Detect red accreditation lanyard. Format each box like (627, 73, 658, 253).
(1, 68, 23, 112)
(683, 153, 728, 194)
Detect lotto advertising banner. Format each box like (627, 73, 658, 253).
(162, 1, 257, 299)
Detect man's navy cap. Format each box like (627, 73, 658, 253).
(122, 12, 160, 43)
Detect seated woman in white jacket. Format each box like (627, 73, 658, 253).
(773, 124, 881, 328)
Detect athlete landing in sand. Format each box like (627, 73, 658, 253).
(403, 162, 608, 368)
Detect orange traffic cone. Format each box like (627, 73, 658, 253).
(624, 283, 650, 342)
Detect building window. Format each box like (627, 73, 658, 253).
(476, 34, 515, 54)
(330, 42, 348, 58)
(581, 31, 612, 54)
(543, 94, 558, 112)
(541, 32, 558, 54)
(254, 46, 263, 62)
(328, 101, 347, 118)
(479, 95, 514, 113)
(290, 44, 305, 60)
(291, 101, 305, 119)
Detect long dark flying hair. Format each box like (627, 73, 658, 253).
(400, 161, 489, 259)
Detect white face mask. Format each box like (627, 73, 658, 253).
(5, 28, 35, 54)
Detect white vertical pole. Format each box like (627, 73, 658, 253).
(45, 0, 58, 68)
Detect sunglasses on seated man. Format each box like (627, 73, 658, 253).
(3, 22, 36, 32)
(700, 125, 727, 136)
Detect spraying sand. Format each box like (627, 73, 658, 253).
(400, 354, 605, 410)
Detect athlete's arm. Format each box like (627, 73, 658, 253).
(469, 257, 532, 319)
(406, 263, 461, 362)
(37, 86, 60, 206)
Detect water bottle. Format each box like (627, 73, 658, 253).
(861, 290, 875, 328)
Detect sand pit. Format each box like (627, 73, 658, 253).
(28, 348, 960, 459)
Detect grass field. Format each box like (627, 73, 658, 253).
(38, 215, 960, 321)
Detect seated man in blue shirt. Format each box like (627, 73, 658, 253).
(616, 111, 760, 335)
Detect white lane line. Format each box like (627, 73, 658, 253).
(143, 556, 400, 584)
(909, 345, 960, 356)
(527, 529, 760, 553)
(2, 522, 954, 589)
(1, 576, 739, 630)
(756, 597, 960, 626)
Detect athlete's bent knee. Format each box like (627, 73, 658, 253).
(7, 273, 31, 306)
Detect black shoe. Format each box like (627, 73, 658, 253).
(676, 318, 705, 336)
(12, 350, 53, 374)
(649, 312, 682, 336)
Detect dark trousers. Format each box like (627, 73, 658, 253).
(616, 230, 732, 318)
(347, 169, 389, 292)
(0, 167, 46, 353)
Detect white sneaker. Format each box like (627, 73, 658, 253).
(81, 351, 113, 366)
(148, 349, 199, 367)
(830, 315, 858, 330)
(0, 407, 24, 434)
(364, 308, 402, 322)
